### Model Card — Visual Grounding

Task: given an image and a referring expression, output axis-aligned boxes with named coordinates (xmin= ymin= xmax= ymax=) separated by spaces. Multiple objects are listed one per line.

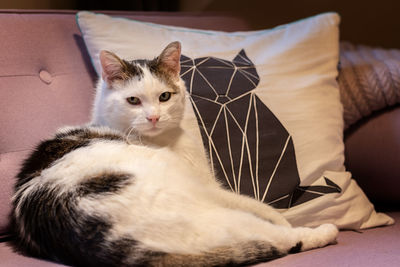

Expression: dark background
xmin=2 ymin=0 xmax=399 ymax=48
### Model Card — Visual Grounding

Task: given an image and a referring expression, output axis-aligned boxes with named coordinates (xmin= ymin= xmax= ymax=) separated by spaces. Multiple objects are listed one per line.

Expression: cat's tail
xmin=148 ymin=240 xmax=301 ymax=267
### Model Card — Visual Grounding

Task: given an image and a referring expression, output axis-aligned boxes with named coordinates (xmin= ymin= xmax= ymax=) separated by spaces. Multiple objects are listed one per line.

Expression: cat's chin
xmin=140 ymin=127 xmax=166 ymax=137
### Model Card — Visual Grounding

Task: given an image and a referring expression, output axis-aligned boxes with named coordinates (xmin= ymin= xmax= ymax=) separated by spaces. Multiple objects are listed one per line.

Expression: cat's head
xmin=92 ymin=42 xmax=186 ymax=137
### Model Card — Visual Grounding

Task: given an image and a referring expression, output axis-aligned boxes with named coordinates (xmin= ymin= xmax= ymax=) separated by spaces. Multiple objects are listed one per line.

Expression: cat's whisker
xmin=124 ymin=126 xmax=144 ymax=145
xmin=125 ymin=126 xmax=136 ymax=145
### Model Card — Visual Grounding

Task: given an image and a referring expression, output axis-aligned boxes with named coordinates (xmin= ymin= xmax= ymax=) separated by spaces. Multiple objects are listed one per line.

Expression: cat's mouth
xmin=149 ymin=125 xmax=161 ymax=131
xmin=133 ymin=120 xmax=173 ymax=137
xmin=140 ymin=124 xmax=165 ymax=136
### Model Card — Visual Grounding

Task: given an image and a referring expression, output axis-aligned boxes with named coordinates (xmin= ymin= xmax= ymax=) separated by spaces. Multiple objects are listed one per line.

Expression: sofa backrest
xmin=0 ymin=10 xmax=251 ymax=233
xmin=344 ymin=107 xmax=400 ymax=208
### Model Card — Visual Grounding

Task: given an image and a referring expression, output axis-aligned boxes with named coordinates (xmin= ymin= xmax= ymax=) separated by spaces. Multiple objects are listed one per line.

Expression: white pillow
xmin=77 ymin=11 xmax=394 ymax=229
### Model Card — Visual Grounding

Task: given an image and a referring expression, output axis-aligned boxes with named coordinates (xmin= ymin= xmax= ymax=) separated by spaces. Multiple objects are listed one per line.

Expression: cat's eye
xmin=127 ymin=96 xmax=141 ymax=105
xmin=159 ymin=92 xmax=172 ymax=102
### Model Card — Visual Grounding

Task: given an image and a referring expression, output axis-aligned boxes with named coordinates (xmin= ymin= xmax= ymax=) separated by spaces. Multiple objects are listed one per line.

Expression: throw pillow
xmin=76 ymin=11 xmax=394 ymax=229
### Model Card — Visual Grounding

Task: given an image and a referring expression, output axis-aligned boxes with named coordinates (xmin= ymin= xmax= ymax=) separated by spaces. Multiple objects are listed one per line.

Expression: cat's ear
xmin=157 ymin=41 xmax=181 ymax=80
xmin=99 ymin=50 xmax=129 ymax=85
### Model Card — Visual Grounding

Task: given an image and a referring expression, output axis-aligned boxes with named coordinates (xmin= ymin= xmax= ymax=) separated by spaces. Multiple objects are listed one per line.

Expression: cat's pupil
xmin=127 ymin=96 xmax=141 ymax=105
xmin=159 ymin=92 xmax=171 ymax=102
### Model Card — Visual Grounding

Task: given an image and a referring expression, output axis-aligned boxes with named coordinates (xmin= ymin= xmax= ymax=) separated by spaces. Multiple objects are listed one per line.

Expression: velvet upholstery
xmin=344 ymin=107 xmax=400 ymax=206
xmin=0 ymin=9 xmax=398 ymax=267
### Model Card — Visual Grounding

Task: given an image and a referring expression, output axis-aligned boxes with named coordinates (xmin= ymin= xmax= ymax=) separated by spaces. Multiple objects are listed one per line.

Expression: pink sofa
xmin=0 ymin=10 xmax=399 ymax=266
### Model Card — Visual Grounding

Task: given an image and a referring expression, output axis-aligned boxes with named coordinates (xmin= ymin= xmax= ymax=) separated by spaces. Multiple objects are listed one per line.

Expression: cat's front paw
xmin=318 ymin=223 xmax=339 ymax=244
xmin=316 ymin=223 xmax=339 ymax=246
xmin=298 ymin=223 xmax=338 ymax=251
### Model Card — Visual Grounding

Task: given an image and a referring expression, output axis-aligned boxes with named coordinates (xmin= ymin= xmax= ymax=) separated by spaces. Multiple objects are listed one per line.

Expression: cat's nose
xmin=146 ymin=115 xmax=160 ymax=127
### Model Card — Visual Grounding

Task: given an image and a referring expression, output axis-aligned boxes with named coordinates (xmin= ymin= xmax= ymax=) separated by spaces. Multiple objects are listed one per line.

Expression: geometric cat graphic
xmin=180 ymin=50 xmax=341 ymax=209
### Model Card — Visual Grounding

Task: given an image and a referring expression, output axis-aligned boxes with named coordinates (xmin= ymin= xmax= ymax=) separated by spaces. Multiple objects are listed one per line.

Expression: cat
xmin=10 ymin=42 xmax=338 ymax=267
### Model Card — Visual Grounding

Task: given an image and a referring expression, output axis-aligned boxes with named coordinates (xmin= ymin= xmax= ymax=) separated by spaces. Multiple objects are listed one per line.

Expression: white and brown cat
xmin=11 ymin=42 xmax=338 ymax=267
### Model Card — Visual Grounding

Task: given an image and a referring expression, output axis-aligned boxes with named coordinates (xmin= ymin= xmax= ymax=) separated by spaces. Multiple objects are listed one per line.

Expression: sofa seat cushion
xmin=257 ymin=211 xmax=400 ymax=266
xmin=1 ymin=211 xmax=399 ymax=267
xmin=0 ymin=243 xmax=65 ymax=267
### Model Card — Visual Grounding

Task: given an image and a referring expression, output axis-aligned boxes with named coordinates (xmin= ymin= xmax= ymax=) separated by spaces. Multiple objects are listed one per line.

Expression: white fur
xmin=35 ymin=132 xmax=337 ymax=255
